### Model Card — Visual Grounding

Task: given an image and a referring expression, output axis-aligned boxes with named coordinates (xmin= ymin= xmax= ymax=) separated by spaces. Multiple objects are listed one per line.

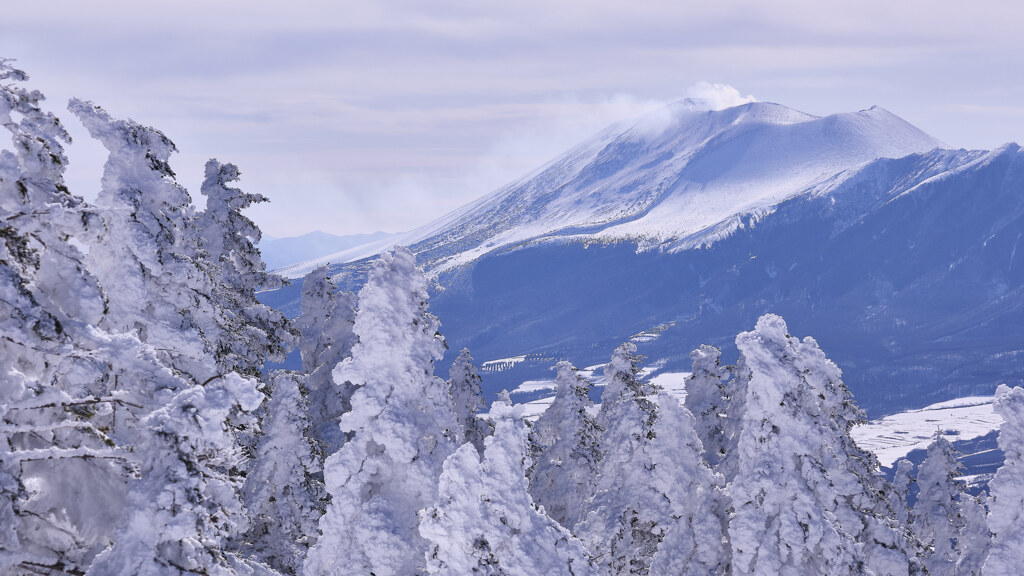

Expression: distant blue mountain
xmin=260 ymin=100 xmax=1024 ymax=420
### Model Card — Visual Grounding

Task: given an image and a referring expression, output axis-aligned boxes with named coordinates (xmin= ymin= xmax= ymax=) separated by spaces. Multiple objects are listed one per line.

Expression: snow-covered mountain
xmin=406 ymin=101 xmax=944 ymax=271
xmin=278 ymin=100 xmax=943 ymax=278
xmin=262 ymin=99 xmax=1024 ymax=421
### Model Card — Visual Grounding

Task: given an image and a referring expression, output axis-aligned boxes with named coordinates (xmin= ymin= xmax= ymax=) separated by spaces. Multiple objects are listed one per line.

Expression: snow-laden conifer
xmin=646 ymin=391 xmax=729 ymax=575
xmin=802 ymin=324 xmax=925 ymax=576
xmin=728 ymin=314 xmax=922 ymax=576
xmin=420 ymin=391 xmax=597 ymax=575
xmin=85 ymin=373 xmax=264 ymax=576
xmin=529 ymin=360 xmax=601 ymax=528
xmin=296 ymin=265 xmax=357 ymax=455
xmin=304 ymin=247 xmax=459 ymax=576
xmin=683 ymin=344 xmax=731 ymax=469
xmin=576 ymin=343 xmax=726 ymax=576
xmin=716 ymin=352 xmax=750 ymax=484
xmin=69 ymin=98 xmax=217 ymax=383
xmin=982 ymin=384 xmax=1024 ymax=576
xmin=911 ymin=434 xmax=967 ymax=576
xmin=0 ymin=468 xmax=18 ymax=572
xmin=197 ymin=159 xmax=292 ymax=377
xmin=1 ymin=61 xmax=291 ymax=575
xmin=0 ymin=61 xmax=103 ymax=329
xmin=448 ymin=348 xmax=492 ymax=455
xmin=0 ymin=60 xmax=136 ymax=573
xmin=239 ymin=371 xmax=324 ymax=575
xmin=890 ymin=458 xmax=916 ymax=525
xmin=957 ymin=491 xmax=990 ymax=576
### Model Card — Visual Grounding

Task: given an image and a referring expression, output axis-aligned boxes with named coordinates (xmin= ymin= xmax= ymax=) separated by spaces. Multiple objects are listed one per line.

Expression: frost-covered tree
xmin=982 ymin=384 xmax=1024 ymax=576
xmin=296 ymin=265 xmax=357 ymax=455
xmin=890 ymin=458 xmax=916 ymax=525
xmin=86 ymin=374 xmax=264 ymax=576
xmin=297 ymin=266 xmax=356 ymax=375
xmin=958 ymin=491 xmax=990 ymax=576
xmin=576 ymin=343 xmax=726 ymax=576
xmin=448 ymin=348 xmax=491 ymax=455
xmin=912 ymin=434 xmax=966 ymax=576
xmin=69 ymin=98 xmax=217 ymax=383
xmin=0 ymin=59 xmax=133 ymax=574
xmin=2 ymin=60 xmax=295 ymax=576
xmin=716 ymin=351 xmax=750 ymax=485
xmin=683 ymin=344 xmax=731 ymax=469
xmin=646 ymin=391 xmax=729 ymax=576
xmin=575 ymin=344 xmax=660 ymax=574
xmin=239 ymin=372 xmax=324 ymax=575
xmin=304 ymin=247 xmax=460 ymax=576
xmin=420 ymin=392 xmax=597 ymax=576
xmin=0 ymin=62 xmax=103 ymax=330
xmin=529 ymin=360 xmax=601 ymax=528
xmin=801 ymin=321 xmax=924 ymax=576
xmin=727 ymin=314 xmax=921 ymax=576
xmin=197 ymin=159 xmax=292 ymax=377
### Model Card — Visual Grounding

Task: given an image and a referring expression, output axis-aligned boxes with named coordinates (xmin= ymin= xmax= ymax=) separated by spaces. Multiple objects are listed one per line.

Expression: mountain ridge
xmin=261 ymin=101 xmax=1024 ymax=421
xmin=278 ymin=100 xmax=944 ymax=279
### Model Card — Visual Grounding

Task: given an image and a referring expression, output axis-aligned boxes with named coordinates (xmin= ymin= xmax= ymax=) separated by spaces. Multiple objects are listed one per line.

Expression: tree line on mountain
xmin=3 ymin=58 xmax=1024 ymax=576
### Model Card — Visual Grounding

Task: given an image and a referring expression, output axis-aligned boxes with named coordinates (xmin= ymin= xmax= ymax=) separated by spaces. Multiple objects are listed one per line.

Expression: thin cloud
xmin=685 ymin=82 xmax=756 ymax=110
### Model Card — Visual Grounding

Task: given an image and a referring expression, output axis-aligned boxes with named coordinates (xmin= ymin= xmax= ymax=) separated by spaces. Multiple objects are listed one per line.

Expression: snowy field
xmin=509 ymin=371 xmax=1004 ymax=470
xmin=850 ymin=396 xmax=1003 ymax=468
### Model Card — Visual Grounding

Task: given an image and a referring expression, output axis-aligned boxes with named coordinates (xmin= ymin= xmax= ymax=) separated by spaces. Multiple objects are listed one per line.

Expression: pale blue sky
xmin=3 ymin=1 xmax=1022 ymax=237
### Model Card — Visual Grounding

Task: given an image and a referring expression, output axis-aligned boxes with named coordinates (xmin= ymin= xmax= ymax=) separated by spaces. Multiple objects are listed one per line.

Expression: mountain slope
xmin=260 ymin=230 xmax=399 ymax=271
xmin=427 ymin=144 xmax=1024 ymax=417
xmin=408 ymin=101 xmax=942 ymax=271
xmin=261 ymin=101 xmax=1024 ymax=419
xmin=277 ymin=101 xmax=942 ymax=279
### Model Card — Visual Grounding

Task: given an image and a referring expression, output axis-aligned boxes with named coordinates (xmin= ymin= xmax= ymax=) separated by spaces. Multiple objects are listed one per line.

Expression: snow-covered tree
xmin=296 ymin=265 xmax=357 ymax=456
xmin=69 ymin=98 xmax=217 ymax=384
xmin=890 ymin=458 xmax=916 ymax=525
xmin=646 ymin=391 xmax=729 ymax=575
xmin=912 ymin=434 xmax=966 ymax=576
xmin=0 ymin=59 xmax=132 ymax=574
xmin=85 ymin=373 xmax=264 ymax=576
xmin=239 ymin=371 xmax=324 ymax=575
xmin=0 ymin=61 xmax=103 ymax=330
xmin=2 ymin=60 xmax=295 ymax=576
xmin=716 ymin=351 xmax=750 ymax=485
xmin=529 ymin=360 xmax=601 ymax=528
xmin=576 ymin=343 xmax=726 ymax=576
xmin=801 ymin=321 xmax=924 ymax=576
xmin=982 ymin=384 xmax=1024 ymax=576
xmin=297 ymin=266 xmax=356 ymax=375
xmin=727 ymin=314 xmax=921 ymax=576
xmin=958 ymin=491 xmax=990 ymax=576
xmin=420 ymin=392 xmax=597 ymax=576
xmin=448 ymin=348 xmax=491 ymax=455
xmin=197 ymin=159 xmax=293 ymax=378
xmin=304 ymin=247 xmax=460 ymax=576
xmin=683 ymin=344 xmax=731 ymax=469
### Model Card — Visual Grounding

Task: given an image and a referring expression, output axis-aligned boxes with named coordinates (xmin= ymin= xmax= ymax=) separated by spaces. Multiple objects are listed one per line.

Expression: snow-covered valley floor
xmin=849 ymin=396 xmax=1003 ymax=468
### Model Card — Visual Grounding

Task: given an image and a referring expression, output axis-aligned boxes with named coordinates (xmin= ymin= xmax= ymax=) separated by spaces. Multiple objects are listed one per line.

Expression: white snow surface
xmin=850 ymin=396 xmax=1003 ymax=468
xmin=280 ymin=100 xmax=944 ymax=278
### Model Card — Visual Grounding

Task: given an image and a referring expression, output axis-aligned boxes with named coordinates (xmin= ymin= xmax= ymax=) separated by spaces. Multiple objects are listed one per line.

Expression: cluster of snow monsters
xmin=2 ymin=60 xmax=1024 ymax=576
